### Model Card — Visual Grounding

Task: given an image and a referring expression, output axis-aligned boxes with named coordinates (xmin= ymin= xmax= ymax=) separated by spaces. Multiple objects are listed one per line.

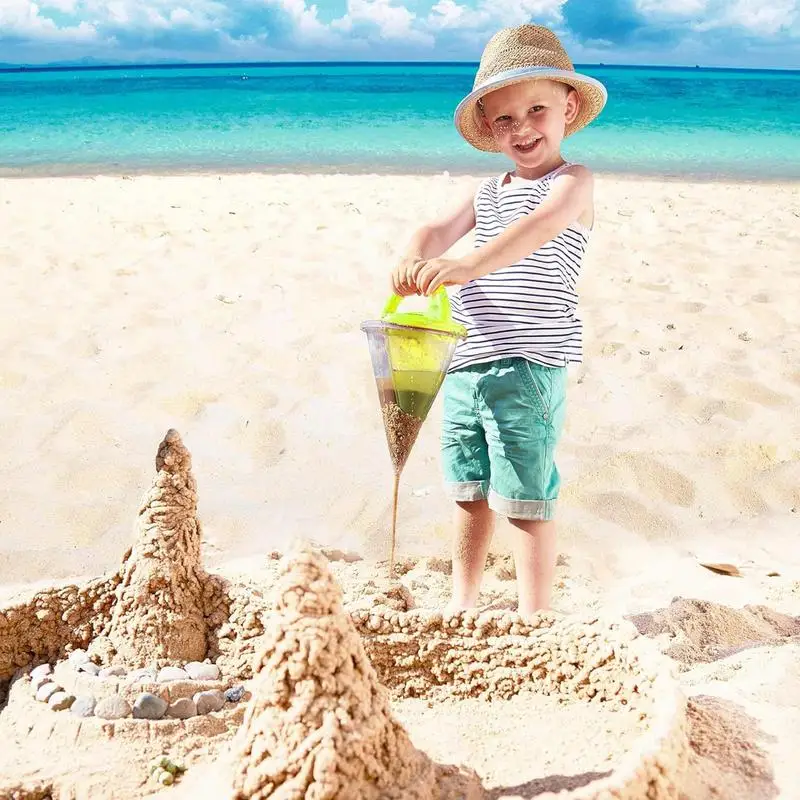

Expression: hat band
xmin=455 ymin=65 xmax=608 ymax=125
xmin=475 ymin=65 xmax=607 ymax=100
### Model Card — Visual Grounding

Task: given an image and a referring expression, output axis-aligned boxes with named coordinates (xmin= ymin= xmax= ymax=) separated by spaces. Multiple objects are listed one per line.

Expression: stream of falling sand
xmin=390 ymin=471 xmax=400 ymax=579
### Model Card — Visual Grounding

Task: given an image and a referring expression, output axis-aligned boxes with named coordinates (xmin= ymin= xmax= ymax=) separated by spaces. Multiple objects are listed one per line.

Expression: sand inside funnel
xmin=381 ymin=401 xmax=424 ymax=474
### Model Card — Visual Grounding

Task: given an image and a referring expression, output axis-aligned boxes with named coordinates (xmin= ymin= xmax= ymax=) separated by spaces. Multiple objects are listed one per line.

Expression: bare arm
xmin=401 ymin=183 xmax=478 ymax=260
xmin=393 ymin=182 xmax=478 ymax=295
xmin=461 ymin=165 xmax=593 ymax=279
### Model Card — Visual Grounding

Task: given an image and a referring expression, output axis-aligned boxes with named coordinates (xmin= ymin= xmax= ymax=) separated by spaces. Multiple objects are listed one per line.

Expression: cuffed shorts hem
xmin=443 ymin=480 xmax=488 ymax=502
xmin=488 ymin=489 xmax=557 ymax=521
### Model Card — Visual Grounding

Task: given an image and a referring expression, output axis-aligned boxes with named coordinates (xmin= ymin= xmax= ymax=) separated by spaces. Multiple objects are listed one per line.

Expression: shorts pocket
xmin=518 ymin=361 xmax=552 ymax=423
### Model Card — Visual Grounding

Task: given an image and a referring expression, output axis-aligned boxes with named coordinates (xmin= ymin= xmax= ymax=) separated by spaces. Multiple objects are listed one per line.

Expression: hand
xmin=414 ymin=257 xmax=476 ymax=295
xmin=391 ymin=256 xmax=424 ymax=297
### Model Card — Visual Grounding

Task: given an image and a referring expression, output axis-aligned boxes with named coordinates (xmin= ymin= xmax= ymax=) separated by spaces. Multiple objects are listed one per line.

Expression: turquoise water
xmin=1 ymin=63 xmax=799 ymax=178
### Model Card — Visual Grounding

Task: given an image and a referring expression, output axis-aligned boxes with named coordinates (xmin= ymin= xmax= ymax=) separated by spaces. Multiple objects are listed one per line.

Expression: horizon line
xmin=1 ymin=60 xmax=798 ymax=75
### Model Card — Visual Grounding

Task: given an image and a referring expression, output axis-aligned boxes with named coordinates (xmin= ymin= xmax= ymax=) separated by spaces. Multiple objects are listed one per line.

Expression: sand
xmin=392 ymin=694 xmax=648 ymax=795
xmin=0 ymin=170 xmax=799 ymax=797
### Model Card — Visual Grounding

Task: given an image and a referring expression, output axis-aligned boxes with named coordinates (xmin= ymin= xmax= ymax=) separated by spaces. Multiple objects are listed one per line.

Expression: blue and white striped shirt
xmin=449 ymin=163 xmax=589 ymax=372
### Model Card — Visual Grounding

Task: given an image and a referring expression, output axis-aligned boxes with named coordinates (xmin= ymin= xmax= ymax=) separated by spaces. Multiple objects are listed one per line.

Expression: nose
xmin=510 ymin=117 xmax=536 ymax=142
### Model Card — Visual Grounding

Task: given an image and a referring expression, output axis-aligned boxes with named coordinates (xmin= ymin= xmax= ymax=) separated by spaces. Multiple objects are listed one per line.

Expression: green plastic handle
xmin=381 ymin=286 xmax=452 ymax=324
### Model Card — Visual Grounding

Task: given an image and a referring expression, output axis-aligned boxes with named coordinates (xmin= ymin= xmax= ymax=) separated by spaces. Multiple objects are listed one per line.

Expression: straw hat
xmin=454 ymin=25 xmax=608 ymax=152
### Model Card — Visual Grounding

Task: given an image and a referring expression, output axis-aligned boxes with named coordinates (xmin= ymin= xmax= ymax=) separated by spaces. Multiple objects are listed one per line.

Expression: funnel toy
xmin=361 ymin=287 xmax=467 ymax=473
xmin=361 ymin=288 xmax=467 ymax=576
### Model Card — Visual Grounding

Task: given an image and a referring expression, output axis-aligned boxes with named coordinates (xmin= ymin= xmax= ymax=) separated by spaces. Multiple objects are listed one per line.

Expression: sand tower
xmin=92 ymin=429 xmax=209 ymax=666
xmin=230 ymin=545 xmax=479 ymax=800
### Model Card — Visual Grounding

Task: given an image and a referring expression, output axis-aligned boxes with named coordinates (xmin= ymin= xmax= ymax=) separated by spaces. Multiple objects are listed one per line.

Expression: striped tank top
xmin=449 ymin=162 xmax=589 ymax=372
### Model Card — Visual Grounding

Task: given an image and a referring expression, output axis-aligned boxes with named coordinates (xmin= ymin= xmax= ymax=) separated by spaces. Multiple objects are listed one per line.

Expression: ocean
xmin=1 ymin=63 xmax=799 ymax=179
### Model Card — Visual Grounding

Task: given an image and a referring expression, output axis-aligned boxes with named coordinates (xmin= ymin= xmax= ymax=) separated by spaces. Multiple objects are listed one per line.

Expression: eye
xmin=494 ymin=115 xmax=511 ymax=123
xmin=530 ymin=105 xmax=545 ymax=113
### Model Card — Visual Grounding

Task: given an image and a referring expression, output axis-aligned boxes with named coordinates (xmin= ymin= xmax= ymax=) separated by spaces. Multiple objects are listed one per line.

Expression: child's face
xmin=480 ymin=79 xmax=579 ymax=172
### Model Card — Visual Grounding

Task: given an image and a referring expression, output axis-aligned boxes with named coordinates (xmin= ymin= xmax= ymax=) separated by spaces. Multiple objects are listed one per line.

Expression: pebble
xmin=193 ymin=690 xmax=225 ymax=715
xmin=32 ymin=674 xmax=54 ymax=693
xmin=166 ymin=698 xmax=197 ymax=719
xmin=78 ymin=662 xmax=101 ymax=676
xmin=133 ymin=692 xmax=168 ymax=720
xmin=30 ymin=664 xmax=53 ymax=681
xmin=68 ymin=649 xmax=90 ymax=667
xmin=48 ymin=691 xmax=76 ymax=711
xmin=98 ymin=665 xmax=127 ymax=678
xmin=157 ymin=666 xmax=189 ymax=682
xmin=128 ymin=668 xmax=157 ymax=683
xmin=70 ymin=695 xmax=96 ymax=717
xmin=95 ymin=696 xmax=132 ymax=720
xmin=224 ymin=686 xmax=245 ymax=703
xmin=35 ymin=683 xmax=61 ymax=703
xmin=184 ymin=662 xmax=221 ymax=681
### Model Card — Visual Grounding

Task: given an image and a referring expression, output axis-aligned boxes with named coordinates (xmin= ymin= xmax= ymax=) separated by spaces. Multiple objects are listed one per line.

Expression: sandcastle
xmin=0 ymin=430 xmax=691 ymax=799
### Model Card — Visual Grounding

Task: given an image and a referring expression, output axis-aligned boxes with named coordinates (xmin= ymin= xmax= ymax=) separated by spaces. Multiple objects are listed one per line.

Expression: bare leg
xmin=508 ymin=518 xmax=557 ymax=616
xmin=445 ymin=499 xmax=494 ymax=613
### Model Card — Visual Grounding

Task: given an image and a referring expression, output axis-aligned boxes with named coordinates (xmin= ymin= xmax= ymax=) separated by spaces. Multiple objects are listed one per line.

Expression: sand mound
xmin=627 ymin=598 xmax=800 ymax=666
xmin=230 ymin=545 xmax=479 ymax=800
xmin=91 ymin=429 xmax=209 ymax=666
xmin=682 ymin=695 xmax=779 ymax=799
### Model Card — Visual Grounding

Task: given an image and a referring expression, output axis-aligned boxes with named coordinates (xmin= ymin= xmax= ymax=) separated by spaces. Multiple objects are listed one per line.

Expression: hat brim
xmin=454 ymin=66 xmax=608 ymax=153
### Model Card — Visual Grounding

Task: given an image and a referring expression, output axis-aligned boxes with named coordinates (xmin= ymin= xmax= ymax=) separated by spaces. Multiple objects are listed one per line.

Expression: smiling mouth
xmin=513 ymin=138 xmax=541 ymax=153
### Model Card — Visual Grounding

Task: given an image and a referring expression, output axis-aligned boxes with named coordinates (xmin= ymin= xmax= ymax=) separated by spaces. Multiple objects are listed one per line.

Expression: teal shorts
xmin=440 ymin=357 xmax=567 ymax=520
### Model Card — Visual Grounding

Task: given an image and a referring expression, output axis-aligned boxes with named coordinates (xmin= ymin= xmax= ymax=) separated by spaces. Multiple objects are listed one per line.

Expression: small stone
xmin=32 ymin=674 xmax=54 ymax=693
xmin=166 ymin=698 xmax=197 ymax=719
xmin=151 ymin=756 xmax=172 ymax=773
xmin=128 ymin=667 xmax=157 ymax=683
xmin=224 ymin=686 xmax=245 ymax=703
xmin=184 ymin=662 xmax=221 ymax=681
xmin=98 ymin=665 xmax=127 ymax=678
xmin=68 ymin=649 xmax=90 ymax=667
xmin=35 ymin=682 xmax=61 ymax=703
xmin=49 ymin=691 xmax=76 ymax=711
xmin=193 ymin=690 xmax=225 ymax=715
xmin=95 ymin=695 xmax=132 ymax=720
xmin=70 ymin=695 xmax=96 ymax=717
xmin=30 ymin=664 xmax=53 ymax=681
xmin=133 ymin=692 xmax=168 ymax=720
xmin=159 ymin=771 xmax=174 ymax=786
xmin=78 ymin=662 xmax=101 ymax=676
xmin=157 ymin=666 xmax=190 ymax=682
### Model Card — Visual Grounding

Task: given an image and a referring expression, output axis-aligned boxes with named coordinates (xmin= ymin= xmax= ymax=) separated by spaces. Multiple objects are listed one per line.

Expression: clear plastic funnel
xmin=361 ymin=288 xmax=467 ymax=474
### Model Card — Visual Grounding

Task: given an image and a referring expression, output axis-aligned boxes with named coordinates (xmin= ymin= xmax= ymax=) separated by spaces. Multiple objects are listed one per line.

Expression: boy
xmin=390 ymin=24 xmax=607 ymax=617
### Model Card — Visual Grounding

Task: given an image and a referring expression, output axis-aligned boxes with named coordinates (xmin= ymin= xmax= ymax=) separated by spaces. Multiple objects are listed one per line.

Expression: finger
xmin=418 ymin=265 xmax=435 ymax=296
xmin=405 ymin=261 xmax=421 ymax=288
xmin=427 ymin=274 xmax=444 ymax=295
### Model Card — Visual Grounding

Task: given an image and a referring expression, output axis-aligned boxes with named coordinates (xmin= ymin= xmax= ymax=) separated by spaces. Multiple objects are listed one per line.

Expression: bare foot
xmin=518 ymin=605 xmax=566 ymax=623
xmin=443 ymin=599 xmax=473 ymax=618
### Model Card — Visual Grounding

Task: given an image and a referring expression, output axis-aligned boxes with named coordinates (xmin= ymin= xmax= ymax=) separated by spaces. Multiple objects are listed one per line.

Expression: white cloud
xmin=279 ymin=0 xmax=330 ymax=40
xmin=635 ymin=0 xmax=708 ymax=15
xmin=491 ymin=0 xmax=564 ymax=26
xmin=426 ymin=0 xmax=488 ymax=30
xmin=0 ymin=0 xmax=97 ymax=41
xmin=721 ymin=0 xmax=798 ymax=36
xmin=332 ymin=0 xmax=432 ymax=43
xmin=635 ymin=0 xmax=800 ymax=36
xmin=39 ymin=0 xmax=79 ymax=12
xmin=426 ymin=0 xmax=563 ymax=31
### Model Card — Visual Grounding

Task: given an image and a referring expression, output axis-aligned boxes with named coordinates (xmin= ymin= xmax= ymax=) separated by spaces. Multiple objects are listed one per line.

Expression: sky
xmin=0 ymin=0 xmax=798 ymax=68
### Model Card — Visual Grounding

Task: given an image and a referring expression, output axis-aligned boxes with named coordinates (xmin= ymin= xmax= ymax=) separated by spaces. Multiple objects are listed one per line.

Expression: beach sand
xmin=0 ymin=171 xmax=799 ymax=797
